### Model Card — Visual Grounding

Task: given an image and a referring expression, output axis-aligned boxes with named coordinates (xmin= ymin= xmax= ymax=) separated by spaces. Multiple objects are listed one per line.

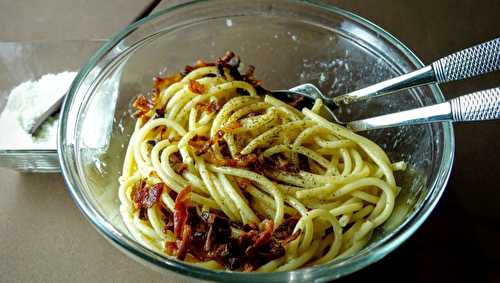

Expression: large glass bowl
xmin=58 ymin=1 xmax=454 ymax=282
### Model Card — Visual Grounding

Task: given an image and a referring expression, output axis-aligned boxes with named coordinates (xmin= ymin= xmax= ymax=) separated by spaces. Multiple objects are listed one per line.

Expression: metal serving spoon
xmin=277 ymin=84 xmax=500 ymax=132
xmin=275 ymin=37 xmax=500 ymax=132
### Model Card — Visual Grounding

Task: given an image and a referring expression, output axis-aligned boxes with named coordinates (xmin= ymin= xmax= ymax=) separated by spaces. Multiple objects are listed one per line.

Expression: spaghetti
xmin=118 ymin=52 xmax=405 ymax=272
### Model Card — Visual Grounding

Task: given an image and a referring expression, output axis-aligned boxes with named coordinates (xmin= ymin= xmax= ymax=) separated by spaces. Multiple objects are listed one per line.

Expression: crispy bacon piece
xmin=221 ymin=121 xmax=242 ymax=133
xmin=188 ymin=79 xmax=206 ymax=94
xmin=133 ymin=73 xmax=181 ymax=119
xmin=229 ymin=154 xmax=258 ymax=168
xmin=203 ymin=225 xmax=215 ymax=252
xmin=286 ymin=95 xmax=305 ymax=109
xmin=245 ymin=220 xmax=273 ymax=256
xmin=195 ymin=100 xmax=221 ymax=113
xmin=168 ymin=136 xmax=181 ymax=143
xmin=173 ymin=186 xmax=192 ymax=238
xmin=257 ymin=153 xmax=300 ymax=173
xmin=206 ymin=153 xmax=258 ymax=168
xmin=136 ymin=51 xmax=268 ymax=121
xmin=165 ymin=241 xmax=177 ymax=256
xmin=155 ymin=126 xmax=167 ymax=140
xmin=276 ymin=155 xmax=289 ymax=169
xmin=131 ymin=180 xmax=148 ymax=209
xmin=208 ymin=243 xmax=232 ymax=259
xmin=155 ymin=107 xmax=165 ymax=118
xmin=131 ymin=180 xmax=164 ymax=209
xmin=196 ymin=143 xmax=213 ymax=157
xmin=241 ymin=65 xmax=263 ymax=88
xmin=143 ymin=183 xmax=164 ymax=208
xmin=243 ymin=64 xmax=255 ymax=78
xmin=243 ymin=263 xmax=255 ymax=272
xmin=223 ymin=159 xmax=238 ymax=167
xmin=216 ymin=130 xmax=225 ymax=138
xmin=212 ymin=51 xmax=267 ymax=94
xmin=236 ymin=178 xmax=252 ymax=189
xmin=239 ymin=229 xmax=258 ymax=246
xmin=199 ymin=150 xmax=225 ymax=166
xmin=236 ymin=87 xmax=249 ymax=96
xmin=256 ymin=240 xmax=286 ymax=263
xmin=283 ymin=230 xmax=301 ymax=244
xmin=169 ymin=152 xmax=188 ymax=175
xmin=241 ymin=153 xmax=259 ymax=166
xmin=194 ymin=102 xmax=208 ymax=112
xmin=182 ymin=66 xmax=195 ymax=75
xmin=132 ymin=95 xmax=151 ymax=112
xmin=191 ymin=138 xmax=259 ymax=168
xmin=211 ymin=100 xmax=222 ymax=112
xmin=243 ymin=223 xmax=258 ymax=231
xmin=153 ymin=73 xmax=182 ymax=93
xmin=188 ymin=135 xmax=212 ymax=156
xmin=151 ymin=89 xmax=161 ymax=106
xmin=164 ymin=206 xmax=300 ymax=270
xmin=217 ymin=51 xmax=236 ymax=65
xmin=169 ymin=152 xmax=182 ymax=164
xmin=160 ymin=207 xmax=174 ymax=233
xmin=275 ymin=154 xmax=300 ymax=172
xmin=173 ymin=164 xmax=188 ymax=175
xmin=298 ymin=154 xmax=310 ymax=171
xmin=176 ymin=225 xmax=192 ymax=260
xmin=232 ymin=219 xmax=288 ymax=271
xmin=218 ymin=140 xmax=231 ymax=158
xmin=215 ymin=51 xmax=240 ymax=79
xmin=138 ymin=208 xmax=148 ymax=221
xmin=132 ymin=95 xmax=153 ymax=117
xmin=168 ymin=189 xmax=178 ymax=200
xmin=188 ymin=135 xmax=210 ymax=148
xmin=215 ymin=63 xmax=224 ymax=77
xmin=273 ymin=217 xmax=299 ymax=240
xmin=146 ymin=140 xmax=157 ymax=147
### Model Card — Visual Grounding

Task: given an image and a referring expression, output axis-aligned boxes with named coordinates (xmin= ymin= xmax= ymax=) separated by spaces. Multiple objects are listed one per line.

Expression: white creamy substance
xmin=0 ymin=71 xmax=77 ymax=150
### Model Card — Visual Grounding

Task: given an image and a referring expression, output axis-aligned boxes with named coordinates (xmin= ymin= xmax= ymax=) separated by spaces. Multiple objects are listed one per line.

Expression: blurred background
xmin=0 ymin=0 xmax=498 ymax=282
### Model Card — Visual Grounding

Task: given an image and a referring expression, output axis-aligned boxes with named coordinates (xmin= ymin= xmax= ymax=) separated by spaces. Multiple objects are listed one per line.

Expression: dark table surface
xmin=0 ymin=0 xmax=498 ymax=282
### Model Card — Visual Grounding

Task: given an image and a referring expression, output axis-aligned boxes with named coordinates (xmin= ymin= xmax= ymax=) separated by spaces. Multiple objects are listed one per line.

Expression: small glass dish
xmin=0 ymin=40 xmax=105 ymax=172
xmin=59 ymin=1 xmax=454 ymax=282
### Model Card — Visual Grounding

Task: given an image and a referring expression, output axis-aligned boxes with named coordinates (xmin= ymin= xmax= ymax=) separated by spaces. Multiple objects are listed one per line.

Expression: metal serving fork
xmin=275 ymin=37 xmax=500 ymax=132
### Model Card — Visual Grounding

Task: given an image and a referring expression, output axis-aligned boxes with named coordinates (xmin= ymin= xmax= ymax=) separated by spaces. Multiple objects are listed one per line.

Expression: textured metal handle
xmin=347 ymin=87 xmax=500 ymax=132
xmin=433 ymin=38 xmax=500 ymax=83
xmin=450 ymin=87 xmax=500 ymax=121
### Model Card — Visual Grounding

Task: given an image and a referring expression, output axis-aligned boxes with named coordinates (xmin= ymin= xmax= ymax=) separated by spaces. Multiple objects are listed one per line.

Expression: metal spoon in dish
xmin=274 ymin=37 xmax=500 ymax=132
xmin=275 ymin=83 xmax=500 ymax=132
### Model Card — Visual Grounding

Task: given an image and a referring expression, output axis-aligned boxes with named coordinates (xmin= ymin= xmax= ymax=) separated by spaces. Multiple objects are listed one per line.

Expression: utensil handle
xmin=450 ymin=87 xmax=500 ymax=121
xmin=432 ymin=37 xmax=500 ymax=83
xmin=347 ymin=87 xmax=500 ymax=131
xmin=334 ymin=38 xmax=500 ymax=106
xmin=346 ymin=102 xmax=452 ymax=132
xmin=332 ymin=65 xmax=435 ymax=105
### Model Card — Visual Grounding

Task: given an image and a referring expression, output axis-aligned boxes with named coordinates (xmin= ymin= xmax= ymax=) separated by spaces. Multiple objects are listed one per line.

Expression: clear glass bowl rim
xmin=58 ymin=1 xmax=455 ymax=281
